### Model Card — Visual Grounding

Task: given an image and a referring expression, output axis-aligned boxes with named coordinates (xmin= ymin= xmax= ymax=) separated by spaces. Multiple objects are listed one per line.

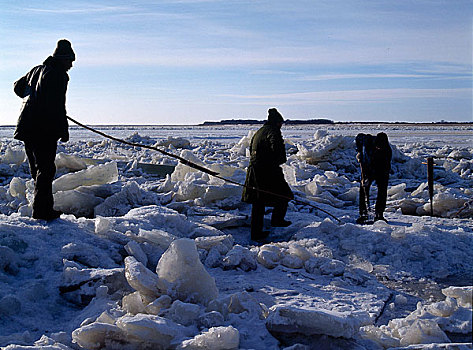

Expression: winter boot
xmin=271 ymin=219 xmax=292 ymax=227
xmin=33 ymin=209 xmax=62 ymax=221
xmin=251 ymin=230 xmax=270 ymax=243
xmin=356 ymin=215 xmax=369 ymax=225
xmin=374 ymin=213 xmax=387 ymax=223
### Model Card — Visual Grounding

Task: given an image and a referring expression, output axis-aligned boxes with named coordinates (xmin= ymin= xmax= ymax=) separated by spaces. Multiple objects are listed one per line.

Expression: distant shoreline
xmin=199 ymin=119 xmax=473 ymax=126
xmin=0 ymin=121 xmax=471 ymax=128
xmin=200 ymin=119 xmax=334 ymax=126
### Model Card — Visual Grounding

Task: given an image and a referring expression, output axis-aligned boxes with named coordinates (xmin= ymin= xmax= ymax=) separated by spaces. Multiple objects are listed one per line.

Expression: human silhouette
xmin=355 ymin=132 xmax=392 ymax=224
xmin=13 ymin=39 xmax=75 ymax=220
xmin=242 ymin=108 xmax=294 ymax=241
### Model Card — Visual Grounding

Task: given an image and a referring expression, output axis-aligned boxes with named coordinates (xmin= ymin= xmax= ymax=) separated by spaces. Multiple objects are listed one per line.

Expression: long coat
xmin=355 ymin=133 xmax=392 ymax=183
xmin=13 ymin=56 xmax=69 ymax=142
xmin=241 ymin=122 xmax=293 ymax=206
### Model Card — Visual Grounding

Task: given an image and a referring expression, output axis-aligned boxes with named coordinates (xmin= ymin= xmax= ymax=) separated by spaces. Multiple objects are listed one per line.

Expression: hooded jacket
xmin=241 ymin=121 xmax=293 ymax=205
xmin=13 ymin=56 xmax=69 ymax=141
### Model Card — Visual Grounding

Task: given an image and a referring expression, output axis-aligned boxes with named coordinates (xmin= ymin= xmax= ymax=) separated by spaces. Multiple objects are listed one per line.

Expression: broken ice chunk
xmin=124 ymin=256 xmax=165 ymax=298
xmin=266 ymin=306 xmax=361 ymax=339
xmin=72 ymin=322 xmax=125 ymax=350
xmin=145 ymin=295 xmax=172 ymax=315
xmin=116 ymin=314 xmax=186 ymax=349
xmin=442 ymin=286 xmax=472 ymax=308
xmin=167 ymin=300 xmax=202 ymax=326
xmin=177 ymin=326 xmax=239 ymax=350
xmin=399 ymin=319 xmax=450 ymax=346
xmin=222 ymin=245 xmax=257 ymax=271
xmin=124 ymin=240 xmax=148 ymax=267
xmin=138 ymin=228 xmax=177 ymax=250
xmin=122 ymin=291 xmax=146 ymax=315
xmin=53 ymin=161 xmax=118 ymax=193
xmin=55 ymin=152 xmax=87 ymax=172
xmin=156 ymin=238 xmax=218 ymax=305
xmin=257 ymin=245 xmax=282 ymax=269
xmin=2 ymin=146 xmax=26 ymax=165
xmin=8 ymin=177 xmax=27 ymax=199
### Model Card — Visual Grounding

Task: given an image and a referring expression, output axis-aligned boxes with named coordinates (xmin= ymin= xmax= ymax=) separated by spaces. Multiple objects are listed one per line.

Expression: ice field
xmin=0 ymin=123 xmax=472 ymax=349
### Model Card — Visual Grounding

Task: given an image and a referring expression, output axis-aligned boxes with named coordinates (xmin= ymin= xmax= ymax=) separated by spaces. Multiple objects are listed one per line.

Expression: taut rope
xmin=67 ymin=116 xmax=343 ymax=224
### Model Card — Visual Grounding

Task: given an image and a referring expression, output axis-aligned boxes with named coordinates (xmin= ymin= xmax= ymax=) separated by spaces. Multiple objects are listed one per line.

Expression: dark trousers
xmin=359 ymin=176 xmax=388 ymax=216
xmin=24 ymin=140 xmax=57 ymax=215
xmin=251 ymin=201 xmax=288 ymax=238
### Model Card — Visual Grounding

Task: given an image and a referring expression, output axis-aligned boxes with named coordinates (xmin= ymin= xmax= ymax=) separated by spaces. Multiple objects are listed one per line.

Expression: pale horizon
xmin=1 ymin=0 xmax=472 ymax=126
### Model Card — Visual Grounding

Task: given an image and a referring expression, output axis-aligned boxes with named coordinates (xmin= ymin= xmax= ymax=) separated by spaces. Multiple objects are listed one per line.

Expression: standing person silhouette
xmin=242 ymin=108 xmax=294 ymax=242
xmin=13 ymin=39 xmax=75 ymax=220
xmin=355 ymin=132 xmax=392 ymax=224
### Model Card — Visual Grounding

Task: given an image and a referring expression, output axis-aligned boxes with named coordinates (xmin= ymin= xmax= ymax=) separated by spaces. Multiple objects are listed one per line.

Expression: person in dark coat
xmin=355 ymin=132 xmax=392 ymax=224
xmin=242 ymin=108 xmax=294 ymax=241
xmin=13 ymin=39 xmax=75 ymax=220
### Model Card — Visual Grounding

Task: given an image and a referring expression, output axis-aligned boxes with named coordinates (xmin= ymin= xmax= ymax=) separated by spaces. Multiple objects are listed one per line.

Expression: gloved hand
xmin=61 ymin=132 xmax=69 ymax=142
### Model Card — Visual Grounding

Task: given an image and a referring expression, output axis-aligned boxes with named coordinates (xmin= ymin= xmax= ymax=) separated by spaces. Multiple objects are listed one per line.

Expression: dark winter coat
xmin=241 ymin=122 xmax=294 ymax=205
xmin=13 ymin=56 xmax=69 ymax=142
xmin=356 ymin=133 xmax=392 ymax=182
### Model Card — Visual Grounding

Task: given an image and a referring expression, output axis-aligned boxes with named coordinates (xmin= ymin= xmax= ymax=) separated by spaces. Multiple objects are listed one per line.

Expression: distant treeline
xmin=200 ymin=119 xmax=472 ymax=126
xmin=200 ymin=119 xmax=334 ymax=126
xmin=336 ymin=121 xmax=473 ymax=125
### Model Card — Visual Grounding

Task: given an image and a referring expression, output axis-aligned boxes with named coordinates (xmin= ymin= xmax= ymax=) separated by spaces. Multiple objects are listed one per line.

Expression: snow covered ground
xmin=0 ymin=124 xmax=472 ymax=350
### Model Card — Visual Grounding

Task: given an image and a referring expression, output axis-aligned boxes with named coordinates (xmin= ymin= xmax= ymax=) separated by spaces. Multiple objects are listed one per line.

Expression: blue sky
xmin=1 ymin=0 xmax=471 ymax=125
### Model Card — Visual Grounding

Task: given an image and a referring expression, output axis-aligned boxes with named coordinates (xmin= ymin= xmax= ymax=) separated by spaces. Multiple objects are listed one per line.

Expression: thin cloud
xmin=74 ymin=43 xmax=472 ymax=68
xmin=299 ymin=73 xmax=472 ymax=82
xmin=159 ymin=0 xmax=255 ymax=4
xmin=220 ymin=88 xmax=472 ymax=103
xmin=300 ymin=74 xmax=439 ymax=81
xmin=20 ymin=5 xmax=131 ymax=14
xmin=414 ymin=64 xmax=472 ymax=75
xmin=106 ymin=11 xmax=191 ymax=21
xmin=251 ymin=70 xmax=299 ymax=76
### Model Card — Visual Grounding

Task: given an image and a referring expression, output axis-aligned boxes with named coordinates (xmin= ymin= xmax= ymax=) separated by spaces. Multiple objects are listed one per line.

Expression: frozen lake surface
xmin=0 ymin=122 xmax=471 ymax=349
xmin=1 ymin=123 xmax=472 ymax=148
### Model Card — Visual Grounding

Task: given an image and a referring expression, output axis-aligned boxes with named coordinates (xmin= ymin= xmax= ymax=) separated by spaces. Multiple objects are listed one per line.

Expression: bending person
xmin=242 ymin=108 xmax=294 ymax=241
xmin=13 ymin=39 xmax=75 ymax=220
xmin=356 ymin=132 xmax=392 ymax=224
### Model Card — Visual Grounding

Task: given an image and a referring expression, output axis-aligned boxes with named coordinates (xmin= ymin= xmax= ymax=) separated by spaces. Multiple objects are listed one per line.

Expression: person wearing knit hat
xmin=13 ymin=39 xmax=76 ymax=220
xmin=53 ymin=39 xmax=76 ymax=61
xmin=267 ymin=108 xmax=284 ymax=124
xmin=242 ymin=108 xmax=293 ymax=242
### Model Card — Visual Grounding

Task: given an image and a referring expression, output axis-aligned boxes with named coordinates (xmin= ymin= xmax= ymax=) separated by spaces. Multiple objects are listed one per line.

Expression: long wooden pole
xmin=427 ymin=157 xmax=434 ymax=216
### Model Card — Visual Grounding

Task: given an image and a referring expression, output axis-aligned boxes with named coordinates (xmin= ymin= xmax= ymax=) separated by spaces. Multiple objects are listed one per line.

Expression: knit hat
xmin=52 ymin=39 xmax=75 ymax=61
xmin=267 ymin=108 xmax=284 ymax=124
xmin=375 ymin=132 xmax=389 ymax=148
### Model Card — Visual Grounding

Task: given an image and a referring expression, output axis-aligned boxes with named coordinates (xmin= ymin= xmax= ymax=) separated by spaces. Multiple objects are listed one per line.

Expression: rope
xmin=67 ymin=116 xmax=219 ymax=176
xmin=67 ymin=116 xmax=343 ymax=224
